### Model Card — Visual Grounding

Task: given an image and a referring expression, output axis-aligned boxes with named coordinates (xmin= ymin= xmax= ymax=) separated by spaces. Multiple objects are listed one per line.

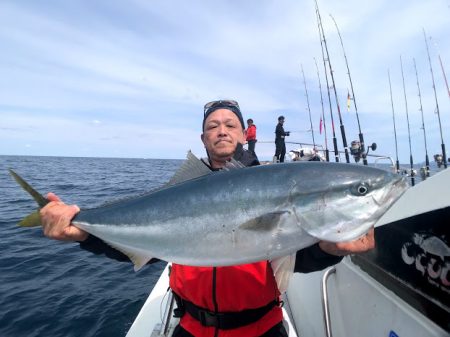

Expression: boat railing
xmin=369 ymin=155 xmax=396 ymax=172
xmin=160 ymin=291 xmax=175 ymax=336
xmin=321 ymin=266 xmax=336 ymax=337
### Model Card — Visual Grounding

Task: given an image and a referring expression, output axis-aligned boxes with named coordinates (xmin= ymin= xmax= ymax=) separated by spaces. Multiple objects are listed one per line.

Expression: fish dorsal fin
xmin=223 ymin=158 xmax=246 ymax=170
xmin=167 ymin=151 xmax=212 ymax=186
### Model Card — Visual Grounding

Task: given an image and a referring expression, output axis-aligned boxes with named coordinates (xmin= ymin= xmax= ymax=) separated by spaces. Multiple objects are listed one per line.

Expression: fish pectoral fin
xmin=238 ymin=211 xmax=289 ymax=231
xmin=102 ymin=239 xmax=153 ymax=272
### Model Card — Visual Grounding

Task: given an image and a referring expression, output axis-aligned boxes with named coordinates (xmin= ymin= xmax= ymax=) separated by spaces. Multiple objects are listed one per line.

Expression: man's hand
xmin=318 ymin=227 xmax=375 ymax=256
xmin=40 ymin=193 xmax=88 ymax=241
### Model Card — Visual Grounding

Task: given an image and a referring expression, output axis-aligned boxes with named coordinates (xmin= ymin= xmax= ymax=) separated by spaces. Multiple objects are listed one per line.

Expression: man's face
xmin=201 ymin=108 xmax=245 ymax=167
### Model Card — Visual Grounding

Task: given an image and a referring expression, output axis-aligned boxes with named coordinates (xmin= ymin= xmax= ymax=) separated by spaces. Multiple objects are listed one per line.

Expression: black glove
xmin=285 ymin=131 xmax=290 ymax=136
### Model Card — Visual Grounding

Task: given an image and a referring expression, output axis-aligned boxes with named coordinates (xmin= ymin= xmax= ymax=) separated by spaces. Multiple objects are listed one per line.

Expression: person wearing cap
xmin=245 ymin=118 xmax=257 ymax=156
xmin=274 ymin=116 xmax=290 ymax=163
xmin=39 ymin=99 xmax=375 ymax=337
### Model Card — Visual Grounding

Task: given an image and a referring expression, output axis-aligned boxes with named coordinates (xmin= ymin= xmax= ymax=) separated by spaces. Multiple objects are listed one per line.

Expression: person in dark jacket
xmin=274 ymin=116 xmax=289 ymax=163
xmin=40 ymin=100 xmax=375 ymax=337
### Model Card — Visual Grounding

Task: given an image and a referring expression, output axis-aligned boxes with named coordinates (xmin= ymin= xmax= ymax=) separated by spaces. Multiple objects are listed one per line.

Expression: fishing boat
xmin=125 ymin=166 xmax=449 ymax=337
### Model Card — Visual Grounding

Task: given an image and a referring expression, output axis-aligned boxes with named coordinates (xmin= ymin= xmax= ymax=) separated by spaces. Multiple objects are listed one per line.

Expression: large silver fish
xmin=10 ymin=152 xmax=408 ymax=269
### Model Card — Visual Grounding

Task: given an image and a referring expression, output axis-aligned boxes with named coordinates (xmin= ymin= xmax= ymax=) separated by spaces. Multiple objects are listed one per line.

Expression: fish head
xmin=290 ymin=162 xmax=409 ymax=242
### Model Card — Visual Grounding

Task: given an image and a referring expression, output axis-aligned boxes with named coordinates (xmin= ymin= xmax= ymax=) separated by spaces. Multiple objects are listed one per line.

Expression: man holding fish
xmin=39 ymin=100 xmax=379 ymax=337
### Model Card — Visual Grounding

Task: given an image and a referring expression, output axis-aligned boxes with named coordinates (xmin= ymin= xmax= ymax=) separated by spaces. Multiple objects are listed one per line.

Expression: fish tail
xmin=9 ymin=169 xmax=49 ymax=227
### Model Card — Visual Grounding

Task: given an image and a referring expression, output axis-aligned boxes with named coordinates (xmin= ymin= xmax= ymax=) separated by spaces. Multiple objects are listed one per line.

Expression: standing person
xmin=245 ymin=118 xmax=257 ymax=156
xmin=274 ymin=116 xmax=290 ymax=163
xmin=39 ymin=99 xmax=375 ymax=337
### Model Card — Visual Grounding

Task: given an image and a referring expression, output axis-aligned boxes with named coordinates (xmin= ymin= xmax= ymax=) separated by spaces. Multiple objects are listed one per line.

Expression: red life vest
xmin=246 ymin=125 xmax=257 ymax=141
xmin=170 ymin=261 xmax=282 ymax=337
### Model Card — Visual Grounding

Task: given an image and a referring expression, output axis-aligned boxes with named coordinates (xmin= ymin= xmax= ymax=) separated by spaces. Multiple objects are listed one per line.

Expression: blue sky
xmin=1 ymin=0 xmax=449 ymax=163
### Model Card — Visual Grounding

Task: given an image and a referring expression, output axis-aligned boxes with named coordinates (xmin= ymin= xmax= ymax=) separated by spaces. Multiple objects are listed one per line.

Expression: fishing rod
xmin=388 ymin=69 xmax=400 ymax=173
xmin=329 ymin=14 xmax=367 ymax=166
xmin=315 ymin=0 xmax=350 ymax=163
xmin=315 ymin=2 xmax=339 ymax=162
xmin=430 ymin=35 xmax=450 ymax=100
xmin=413 ymin=58 xmax=430 ymax=177
xmin=423 ymin=28 xmax=447 ymax=168
xmin=314 ymin=57 xmax=330 ymax=161
xmin=400 ymin=55 xmax=415 ymax=186
xmin=438 ymin=55 xmax=450 ymax=100
xmin=301 ymin=64 xmax=316 ymax=148
xmin=439 ymin=54 xmax=450 ymax=100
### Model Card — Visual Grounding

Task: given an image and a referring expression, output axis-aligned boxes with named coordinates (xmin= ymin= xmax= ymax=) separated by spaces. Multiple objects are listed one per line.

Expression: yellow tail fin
xmin=9 ymin=169 xmax=49 ymax=227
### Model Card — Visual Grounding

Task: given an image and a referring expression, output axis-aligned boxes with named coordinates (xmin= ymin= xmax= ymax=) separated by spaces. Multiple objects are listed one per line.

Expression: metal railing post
xmin=321 ymin=267 xmax=336 ymax=337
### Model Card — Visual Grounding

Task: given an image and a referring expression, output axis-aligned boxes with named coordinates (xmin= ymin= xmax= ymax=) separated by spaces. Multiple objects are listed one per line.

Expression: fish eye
xmin=356 ymin=184 xmax=369 ymax=195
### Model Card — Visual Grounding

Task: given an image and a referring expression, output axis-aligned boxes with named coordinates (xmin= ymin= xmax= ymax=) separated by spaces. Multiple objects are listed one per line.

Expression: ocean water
xmin=0 ymin=156 xmax=182 ymax=337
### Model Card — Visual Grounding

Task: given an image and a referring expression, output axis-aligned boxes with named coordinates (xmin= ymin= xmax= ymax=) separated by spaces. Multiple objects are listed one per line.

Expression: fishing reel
xmin=350 ymin=140 xmax=376 ymax=163
xmin=419 ymin=167 xmax=428 ymax=180
xmin=350 ymin=141 xmax=364 ymax=162
xmin=434 ymin=154 xmax=444 ymax=168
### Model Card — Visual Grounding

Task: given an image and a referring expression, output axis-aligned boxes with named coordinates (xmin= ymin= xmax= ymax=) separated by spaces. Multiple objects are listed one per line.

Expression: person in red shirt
xmin=40 ymin=99 xmax=375 ymax=337
xmin=245 ymin=118 xmax=257 ymax=156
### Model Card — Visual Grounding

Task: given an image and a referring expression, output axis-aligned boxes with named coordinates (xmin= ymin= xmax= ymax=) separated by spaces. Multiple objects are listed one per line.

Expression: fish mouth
xmin=372 ymin=175 xmax=409 ymax=207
